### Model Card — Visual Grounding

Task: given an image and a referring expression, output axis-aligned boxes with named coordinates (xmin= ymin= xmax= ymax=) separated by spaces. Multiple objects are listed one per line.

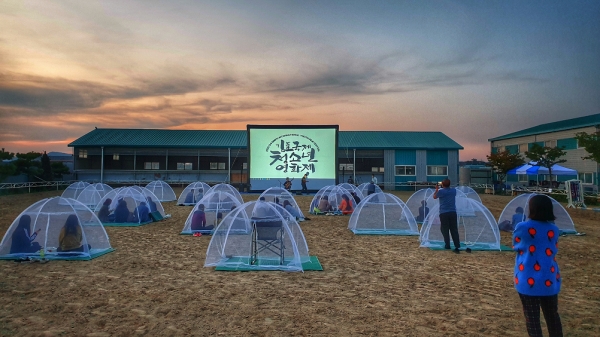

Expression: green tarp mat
xmin=0 ymin=248 xmax=115 ymax=261
xmin=102 ymin=221 xmax=153 ymax=227
xmin=351 ymin=229 xmax=420 ymax=236
xmin=214 ymin=256 xmax=323 ymax=271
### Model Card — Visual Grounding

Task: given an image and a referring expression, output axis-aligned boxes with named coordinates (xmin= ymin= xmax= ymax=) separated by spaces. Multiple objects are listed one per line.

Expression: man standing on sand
xmin=433 ymin=178 xmax=460 ymax=254
xmin=301 ymin=172 xmax=309 ymax=194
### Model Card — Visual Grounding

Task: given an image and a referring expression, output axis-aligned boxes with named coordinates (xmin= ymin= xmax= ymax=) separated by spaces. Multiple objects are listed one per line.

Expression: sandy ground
xmin=0 ymin=188 xmax=598 ymax=337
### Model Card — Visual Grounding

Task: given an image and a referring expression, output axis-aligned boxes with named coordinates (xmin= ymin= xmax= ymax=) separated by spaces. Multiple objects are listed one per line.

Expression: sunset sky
xmin=1 ymin=0 xmax=599 ymax=160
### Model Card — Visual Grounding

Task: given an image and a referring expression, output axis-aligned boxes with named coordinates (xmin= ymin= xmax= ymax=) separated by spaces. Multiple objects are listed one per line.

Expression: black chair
xmin=250 ymin=218 xmax=284 ymax=265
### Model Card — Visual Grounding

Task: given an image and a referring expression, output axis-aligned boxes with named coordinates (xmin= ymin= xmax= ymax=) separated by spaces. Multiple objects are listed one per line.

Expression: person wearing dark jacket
xmin=114 ymin=198 xmax=131 ymax=223
xmin=10 ymin=215 xmax=42 ymax=254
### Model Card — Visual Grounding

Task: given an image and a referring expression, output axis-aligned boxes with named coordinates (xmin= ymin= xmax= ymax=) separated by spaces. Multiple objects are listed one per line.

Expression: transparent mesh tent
xmin=0 ymin=197 xmax=113 ymax=260
xmin=309 ymin=185 xmax=356 ymax=214
xmin=207 ymin=183 xmax=244 ymax=205
xmin=455 ymin=186 xmax=482 ymax=203
xmin=259 ymin=187 xmax=305 ymax=220
xmin=420 ymin=199 xmax=502 ymax=250
xmin=95 ymin=186 xmax=165 ymax=226
xmin=181 ymin=191 xmax=243 ymax=235
xmin=357 ymin=182 xmax=383 ymax=197
xmin=337 ymin=183 xmax=364 ymax=199
xmin=76 ymin=183 xmax=113 ymax=211
xmin=177 ymin=182 xmax=211 ymax=206
xmin=204 ymin=201 xmax=311 ymax=272
xmin=145 ymin=181 xmax=176 ymax=202
xmin=348 ymin=193 xmax=419 ymax=235
xmin=405 ymin=188 xmax=435 ymax=223
xmin=61 ymin=181 xmax=91 ymax=200
xmin=498 ymin=193 xmax=577 ymax=234
xmin=423 ymin=189 xmax=469 ymax=218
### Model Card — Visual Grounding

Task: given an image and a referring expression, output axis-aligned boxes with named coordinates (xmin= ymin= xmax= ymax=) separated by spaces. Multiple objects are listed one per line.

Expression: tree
xmin=14 ymin=151 xmax=43 ymax=181
xmin=525 ymin=144 xmax=567 ymax=183
xmin=41 ymin=151 xmax=53 ymax=181
xmin=0 ymin=148 xmax=15 ymax=160
xmin=51 ymin=162 xmax=70 ymax=180
xmin=575 ymin=131 xmax=600 ymax=162
xmin=486 ymin=150 xmax=525 ymax=189
xmin=0 ymin=163 xmax=16 ymax=182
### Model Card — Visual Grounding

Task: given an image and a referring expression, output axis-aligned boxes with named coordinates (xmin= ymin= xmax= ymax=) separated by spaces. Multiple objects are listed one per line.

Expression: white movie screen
xmin=248 ymin=125 xmax=338 ymax=191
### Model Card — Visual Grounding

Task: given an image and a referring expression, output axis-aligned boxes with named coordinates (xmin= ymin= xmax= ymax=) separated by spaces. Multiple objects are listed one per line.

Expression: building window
xmin=579 ymin=172 xmax=594 ymax=184
xmin=518 ymin=174 xmax=528 ymax=182
xmin=243 ymin=163 xmax=248 ymax=169
xmin=113 ymin=154 xmax=119 ymax=160
xmin=210 ymin=162 xmax=218 ymax=170
xmin=545 ymin=140 xmax=556 ymax=148
xmin=144 ymin=162 xmax=159 ymax=170
xmin=177 ymin=162 xmax=193 ymax=170
xmin=79 ymin=150 xmax=87 ymax=158
xmin=379 ymin=167 xmax=384 ymax=173
xmin=395 ymin=165 xmax=416 ymax=176
xmin=371 ymin=167 xmax=379 ymax=172
xmin=427 ymin=166 xmax=447 ymax=176
xmin=218 ymin=162 xmax=226 ymax=170
xmin=519 ymin=144 xmax=528 ymax=153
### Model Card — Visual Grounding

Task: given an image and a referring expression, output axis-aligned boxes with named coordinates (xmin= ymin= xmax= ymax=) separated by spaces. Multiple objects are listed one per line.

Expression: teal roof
xmin=489 ymin=113 xmax=600 ymax=141
xmin=69 ymin=128 xmax=463 ymax=150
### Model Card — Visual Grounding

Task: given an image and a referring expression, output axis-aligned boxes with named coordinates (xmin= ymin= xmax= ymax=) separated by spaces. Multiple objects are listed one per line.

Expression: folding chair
xmin=250 ymin=218 xmax=284 ymax=265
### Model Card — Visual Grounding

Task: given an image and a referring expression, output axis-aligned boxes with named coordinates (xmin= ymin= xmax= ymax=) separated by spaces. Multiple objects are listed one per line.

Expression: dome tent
xmin=348 ymin=193 xmax=419 ymax=235
xmin=497 ymin=193 xmax=577 ymax=234
xmin=309 ymin=185 xmax=356 ymax=215
xmin=95 ymin=186 xmax=165 ymax=226
xmin=0 ymin=197 xmax=113 ymax=260
xmin=357 ymin=182 xmax=383 ymax=197
xmin=205 ymin=201 xmax=312 ymax=271
xmin=405 ymin=188 xmax=435 ymax=223
xmin=337 ymin=183 xmax=364 ymax=199
xmin=455 ymin=186 xmax=482 ymax=203
xmin=77 ymin=183 xmax=113 ymax=210
xmin=207 ymin=183 xmax=244 ymax=205
xmin=145 ymin=181 xmax=176 ymax=202
xmin=61 ymin=181 xmax=91 ymax=200
xmin=177 ymin=182 xmax=211 ymax=206
xmin=259 ymin=187 xmax=305 ymax=220
xmin=420 ymin=199 xmax=502 ymax=251
xmin=423 ymin=189 xmax=470 ymax=218
xmin=181 ymin=191 xmax=243 ymax=235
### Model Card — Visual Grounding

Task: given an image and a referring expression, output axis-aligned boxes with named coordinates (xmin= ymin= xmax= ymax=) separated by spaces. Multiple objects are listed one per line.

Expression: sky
xmin=1 ymin=0 xmax=599 ymax=160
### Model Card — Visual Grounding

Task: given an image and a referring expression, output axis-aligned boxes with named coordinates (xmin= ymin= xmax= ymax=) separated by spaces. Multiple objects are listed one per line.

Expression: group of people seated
xmin=313 ymin=194 xmax=354 ymax=215
xmin=10 ymin=214 xmax=90 ymax=255
xmin=184 ymin=189 xmax=203 ymax=204
xmin=97 ymin=197 xmax=157 ymax=223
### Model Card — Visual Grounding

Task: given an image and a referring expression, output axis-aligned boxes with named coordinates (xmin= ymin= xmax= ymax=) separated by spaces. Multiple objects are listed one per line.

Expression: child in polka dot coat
xmin=513 ymin=194 xmax=562 ymax=337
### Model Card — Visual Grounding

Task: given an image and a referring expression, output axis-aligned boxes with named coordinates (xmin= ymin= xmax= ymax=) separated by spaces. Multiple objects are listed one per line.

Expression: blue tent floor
xmin=0 ymin=248 xmax=115 ymax=261
xmin=426 ymin=242 xmax=513 ymax=251
xmin=351 ymin=229 xmax=419 ymax=236
xmin=214 ymin=256 xmax=322 ymax=271
xmin=180 ymin=230 xmax=214 ymax=235
xmin=102 ymin=221 xmax=153 ymax=227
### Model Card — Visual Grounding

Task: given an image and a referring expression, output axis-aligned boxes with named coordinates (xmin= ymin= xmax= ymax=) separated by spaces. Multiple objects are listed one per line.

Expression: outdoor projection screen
xmin=247 ymin=125 xmax=338 ymax=191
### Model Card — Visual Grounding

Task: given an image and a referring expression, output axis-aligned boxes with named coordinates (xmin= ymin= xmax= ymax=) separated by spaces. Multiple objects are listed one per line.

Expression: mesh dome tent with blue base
xmin=0 ymin=197 xmax=114 ymax=261
xmin=181 ymin=191 xmax=243 ymax=235
xmin=419 ymin=198 xmax=504 ymax=251
xmin=61 ymin=181 xmax=91 ymax=200
xmin=207 ymin=183 xmax=244 ymax=205
xmin=76 ymin=183 xmax=113 ymax=211
xmin=95 ymin=186 xmax=166 ymax=226
xmin=145 ymin=181 xmax=176 ymax=202
xmin=405 ymin=188 xmax=435 ymax=224
xmin=204 ymin=200 xmax=320 ymax=272
xmin=337 ymin=183 xmax=364 ymax=199
xmin=308 ymin=185 xmax=356 ymax=215
xmin=349 ymin=192 xmax=419 ymax=235
xmin=455 ymin=186 xmax=482 ymax=203
xmin=259 ymin=187 xmax=305 ymax=220
xmin=357 ymin=182 xmax=383 ymax=197
xmin=497 ymin=193 xmax=578 ymax=234
xmin=177 ymin=182 xmax=211 ymax=206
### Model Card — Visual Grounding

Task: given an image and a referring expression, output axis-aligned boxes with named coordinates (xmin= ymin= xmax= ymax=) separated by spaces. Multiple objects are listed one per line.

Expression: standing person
xmin=513 ymin=194 xmax=562 ymax=337
xmin=433 ymin=179 xmax=460 ymax=253
xmin=301 ymin=173 xmax=309 ymax=194
xmin=371 ymin=174 xmax=378 ymax=185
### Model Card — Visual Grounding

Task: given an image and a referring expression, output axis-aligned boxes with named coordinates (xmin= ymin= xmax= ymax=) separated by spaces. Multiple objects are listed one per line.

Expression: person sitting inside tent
xmin=114 ymin=198 xmax=131 ymax=223
xmin=133 ymin=201 xmax=151 ymax=223
xmin=350 ymin=191 xmax=361 ymax=205
xmin=58 ymin=214 xmax=88 ymax=253
xmin=146 ymin=197 xmax=158 ymax=213
xmin=98 ymin=198 xmax=112 ymax=222
xmin=191 ymin=204 xmax=214 ymax=231
xmin=317 ymin=195 xmax=334 ymax=213
xmin=499 ymin=207 xmax=525 ymax=232
xmin=416 ymin=200 xmax=429 ymax=222
xmin=10 ymin=215 xmax=42 ymax=254
xmin=283 ymin=200 xmax=303 ymax=221
xmin=339 ymin=194 xmax=354 ymax=215
xmin=185 ymin=189 xmax=196 ymax=204
xmin=367 ymin=181 xmax=376 ymax=195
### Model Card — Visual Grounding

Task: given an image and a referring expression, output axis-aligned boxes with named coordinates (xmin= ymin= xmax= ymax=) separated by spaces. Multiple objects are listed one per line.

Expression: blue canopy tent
xmin=508 ymin=162 xmax=577 ymax=186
